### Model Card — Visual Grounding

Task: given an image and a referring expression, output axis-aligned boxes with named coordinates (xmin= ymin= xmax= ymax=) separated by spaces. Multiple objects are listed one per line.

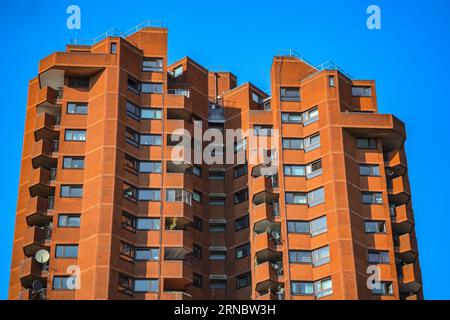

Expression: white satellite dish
xmin=35 ymin=249 xmax=50 ymax=264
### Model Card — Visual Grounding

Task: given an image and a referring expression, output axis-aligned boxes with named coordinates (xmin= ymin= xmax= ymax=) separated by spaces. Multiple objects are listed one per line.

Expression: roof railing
xmin=69 ymin=20 xmax=164 ymax=46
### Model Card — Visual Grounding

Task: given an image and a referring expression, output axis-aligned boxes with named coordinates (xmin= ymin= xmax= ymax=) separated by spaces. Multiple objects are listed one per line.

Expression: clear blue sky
xmin=1 ymin=0 xmax=449 ymax=300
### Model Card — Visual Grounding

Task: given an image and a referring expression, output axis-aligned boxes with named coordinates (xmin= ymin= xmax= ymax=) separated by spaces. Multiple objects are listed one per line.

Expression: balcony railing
xmin=168 ymin=89 xmax=190 ymax=98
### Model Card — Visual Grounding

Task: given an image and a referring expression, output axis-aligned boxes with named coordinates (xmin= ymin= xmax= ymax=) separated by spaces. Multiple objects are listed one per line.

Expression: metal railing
xmin=70 ymin=20 xmax=164 ymax=46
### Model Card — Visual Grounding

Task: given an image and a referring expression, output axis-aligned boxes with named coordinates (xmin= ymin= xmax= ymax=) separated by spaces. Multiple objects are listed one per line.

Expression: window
xmin=120 ymin=242 xmax=135 ymax=262
xmin=209 ymin=196 xmax=225 ymax=206
xmin=357 ymin=138 xmax=377 ymax=150
xmin=314 ymin=278 xmax=333 ymax=298
xmin=365 ymin=221 xmax=386 ymax=234
xmin=236 ymin=272 xmax=251 ymax=289
xmin=53 ymin=276 xmax=75 ymax=291
xmin=253 ymin=125 xmax=273 ymax=136
xmin=306 ymin=159 xmax=322 ymax=179
xmin=303 ymin=107 xmax=319 ymax=125
xmin=329 ymin=76 xmax=335 ymax=87
xmin=308 ymin=188 xmax=325 ymax=207
xmin=125 ymin=127 xmax=140 ymax=146
xmin=235 ymin=243 xmax=250 ymax=259
xmin=304 ymin=133 xmax=320 ymax=152
xmin=134 ymin=279 xmax=158 ymax=293
xmin=284 ymin=165 xmax=306 ymax=177
xmin=281 ymin=112 xmax=302 ymax=124
xmin=352 ymin=86 xmax=372 ymax=97
xmin=126 ymin=101 xmax=140 ymax=120
xmin=282 ymin=138 xmax=303 ymax=150
xmin=209 ymin=170 xmax=225 ymax=180
xmin=55 ymin=245 xmax=78 ymax=258
xmin=252 ymin=92 xmax=263 ymax=104
xmin=234 ymin=164 xmax=247 ymax=178
xmin=210 ymin=279 xmax=227 ymax=289
xmin=234 ymin=139 xmax=247 ymax=153
xmin=123 ymin=184 xmax=138 ymax=202
xmin=289 ymin=251 xmax=312 ymax=264
xmin=139 ymin=161 xmax=162 ymax=173
xmin=312 ymin=246 xmax=330 ymax=267
xmin=166 ymin=189 xmax=192 ymax=205
xmin=138 ymin=189 xmax=161 ymax=201
xmin=368 ymin=250 xmax=390 ymax=264
xmin=118 ymin=274 xmax=133 ymax=295
xmin=141 ymin=83 xmax=163 ymax=94
xmin=61 ymin=185 xmax=83 ymax=198
xmin=371 ymin=282 xmax=393 ymax=295
xmin=63 ymin=157 xmax=84 ymax=169
xmin=192 ymin=216 xmax=202 ymax=231
xmin=193 ymin=272 xmax=203 ymax=288
xmin=110 ymin=43 xmax=117 ymax=54
xmin=280 ymin=87 xmax=300 ymax=101
xmin=359 ymin=164 xmax=380 ymax=176
xmin=136 ymin=218 xmax=160 ymax=231
xmin=235 ymin=215 xmax=249 ymax=231
xmin=193 ymin=190 xmax=202 ymax=203
xmin=234 ymin=189 xmax=249 ymax=204
xmin=143 ymin=58 xmax=163 ymax=72
xmin=209 ymin=250 xmax=226 ymax=260
xmin=121 ymin=211 xmax=136 ymax=232
xmin=291 ymin=282 xmax=314 ymax=295
xmin=58 ymin=215 xmax=81 ymax=227
xmin=135 ymin=248 xmax=159 ymax=261
xmin=209 ymin=222 xmax=226 ymax=233
xmin=173 ymin=65 xmax=183 ymax=77
xmin=193 ymin=244 xmax=202 ymax=259
xmin=140 ymin=134 xmax=162 ymax=146
xmin=141 ymin=108 xmax=162 ymax=119
xmin=128 ymin=77 xmax=140 ymax=92
xmin=68 ymin=76 xmax=89 ymax=88
xmin=287 ymin=216 xmax=327 ymax=237
xmin=362 ymin=192 xmax=383 ymax=205
xmin=285 ymin=192 xmax=307 ymax=205
xmin=67 ymin=102 xmax=88 ymax=115
xmin=65 ymin=129 xmax=86 ymax=141
xmin=192 ymin=165 xmax=202 ymax=177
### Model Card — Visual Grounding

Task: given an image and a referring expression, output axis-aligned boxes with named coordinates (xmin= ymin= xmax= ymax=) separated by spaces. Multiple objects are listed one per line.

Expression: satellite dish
xmin=35 ymin=249 xmax=50 ymax=264
xmin=32 ymin=280 xmax=43 ymax=292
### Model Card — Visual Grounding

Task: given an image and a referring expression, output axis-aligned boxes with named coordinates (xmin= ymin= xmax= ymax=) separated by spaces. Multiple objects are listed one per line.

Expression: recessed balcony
xmin=255 ymin=279 xmax=284 ymax=299
xmin=388 ymin=176 xmax=411 ymax=206
xmin=26 ymin=196 xmax=52 ymax=226
xmin=162 ymin=230 xmax=193 ymax=253
xmin=253 ymin=202 xmax=280 ymax=225
xmin=29 ymin=167 xmax=55 ymax=198
xmin=395 ymin=233 xmax=418 ymax=264
xmin=36 ymin=86 xmax=62 ymax=112
xmin=254 ymin=261 xmax=284 ymax=286
xmin=254 ymin=232 xmax=282 ymax=254
xmin=165 ymin=119 xmax=194 ymax=136
xmin=23 ymin=226 xmax=52 ymax=257
xmin=31 ymin=140 xmax=58 ymax=169
xmin=19 ymin=257 xmax=48 ymax=289
xmin=385 ymin=149 xmax=407 ymax=178
xmin=390 ymin=204 xmax=414 ymax=234
xmin=161 ymin=260 xmax=193 ymax=289
xmin=164 ymin=202 xmax=194 ymax=224
xmin=34 ymin=112 xmax=60 ymax=142
xmin=166 ymin=93 xmax=192 ymax=121
xmin=399 ymin=263 xmax=421 ymax=294
xmin=160 ymin=291 xmax=192 ymax=300
xmin=252 ymin=175 xmax=279 ymax=195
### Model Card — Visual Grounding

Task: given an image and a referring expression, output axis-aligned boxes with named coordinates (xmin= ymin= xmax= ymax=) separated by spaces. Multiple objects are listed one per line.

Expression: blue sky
xmin=1 ymin=0 xmax=449 ymax=300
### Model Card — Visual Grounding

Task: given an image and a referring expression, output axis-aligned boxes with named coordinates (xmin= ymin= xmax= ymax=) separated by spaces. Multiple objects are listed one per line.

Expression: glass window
xmin=127 ymin=77 xmax=140 ymax=92
xmin=287 ymin=221 xmax=309 ymax=234
xmin=234 ymin=139 xmax=247 ymax=153
xmin=282 ymin=138 xmax=304 ymax=150
xmin=209 ymin=250 xmax=226 ymax=260
xmin=235 ymin=243 xmax=250 ymax=259
xmin=209 ymin=223 xmax=226 ymax=232
xmin=141 ymin=108 xmax=162 ymax=119
xmin=134 ymin=279 xmax=158 ymax=293
xmin=281 ymin=112 xmax=302 ymax=124
xmin=166 ymin=189 xmax=192 ymax=205
xmin=121 ymin=211 xmax=136 ymax=232
xmin=253 ymin=125 xmax=273 ymax=136
xmin=58 ymin=215 xmax=81 ymax=227
xmin=136 ymin=218 xmax=160 ymax=231
xmin=61 ymin=185 xmax=83 ymax=198
xmin=138 ymin=189 xmax=161 ymax=201
xmin=193 ymin=244 xmax=202 ymax=258
xmin=140 ymin=134 xmax=162 ymax=146
xmin=310 ymin=216 xmax=327 ymax=236
xmin=209 ymin=170 xmax=225 ymax=180
xmin=53 ymin=276 xmax=75 ymax=290
xmin=286 ymin=192 xmax=307 ymax=205
xmin=63 ymin=157 xmax=84 ymax=169
xmin=368 ymin=250 xmax=390 ymax=264
xmin=291 ymin=282 xmax=314 ymax=295
xmin=209 ymin=196 xmax=225 ymax=206
xmin=289 ymin=250 xmax=312 ymax=264
xmin=126 ymin=101 xmax=140 ymax=120
xmin=173 ymin=65 xmax=183 ymax=77
xmin=329 ymin=76 xmax=335 ymax=87
xmin=252 ymin=92 xmax=262 ymax=104
xmin=352 ymin=86 xmax=372 ymax=97
xmin=371 ymin=282 xmax=393 ymax=295
xmin=65 ymin=129 xmax=86 ymax=141
xmin=192 ymin=216 xmax=202 ymax=231
xmin=193 ymin=190 xmax=202 ymax=203
xmin=359 ymin=164 xmax=380 ymax=176
xmin=210 ymin=279 xmax=227 ymax=289
xmin=141 ymin=83 xmax=163 ymax=94
xmin=235 ymin=215 xmax=249 ymax=231
xmin=280 ymin=87 xmax=301 ymax=101
xmin=125 ymin=127 xmax=140 ymax=146
xmin=123 ymin=184 xmax=138 ymax=202
xmin=284 ymin=165 xmax=306 ymax=176
xmin=67 ymin=102 xmax=88 ymax=115
xmin=312 ymin=246 xmax=330 ymax=267
xmin=139 ymin=161 xmax=162 ymax=173
xmin=135 ymin=248 xmax=159 ymax=261
xmin=192 ymin=166 xmax=202 ymax=177
xmin=236 ymin=272 xmax=251 ymax=289
xmin=315 ymin=278 xmax=333 ymax=298
xmin=55 ymin=245 xmax=78 ymax=258
xmin=234 ymin=189 xmax=249 ymax=204
xmin=303 ymin=107 xmax=319 ymax=123
xmin=110 ymin=43 xmax=117 ymax=54
xmin=308 ymin=188 xmax=325 ymax=207
xmin=234 ymin=164 xmax=248 ymax=178
xmin=68 ymin=77 xmax=89 ymax=88
xmin=143 ymin=58 xmax=163 ymax=72
xmin=365 ymin=221 xmax=386 ymax=234
xmin=357 ymin=138 xmax=377 ymax=150
xmin=193 ymin=272 xmax=202 ymax=288
xmin=362 ymin=192 xmax=383 ymax=204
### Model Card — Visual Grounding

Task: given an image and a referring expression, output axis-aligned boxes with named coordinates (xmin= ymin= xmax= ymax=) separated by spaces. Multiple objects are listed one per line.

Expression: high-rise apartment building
xmin=9 ymin=23 xmax=422 ymax=300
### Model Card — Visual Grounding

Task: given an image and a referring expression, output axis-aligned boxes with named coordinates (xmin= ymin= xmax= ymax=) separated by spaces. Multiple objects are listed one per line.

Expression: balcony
xmin=255 ymin=292 xmax=282 ymax=300
xmin=26 ymin=196 xmax=52 ymax=226
xmin=162 ymin=230 xmax=193 ymax=253
xmin=255 ymin=279 xmax=284 ymax=300
xmin=399 ymin=263 xmax=421 ymax=294
xmin=166 ymin=93 xmax=192 ymax=120
xmin=19 ymin=257 xmax=48 ymax=288
xmin=34 ymin=112 xmax=60 ymax=142
xmin=161 ymin=260 xmax=193 ymax=289
xmin=390 ymin=204 xmax=414 ymax=234
xmin=164 ymin=201 xmax=194 ymax=224
xmin=254 ymin=232 xmax=282 ymax=254
xmin=253 ymin=202 xmax=280 ymax=224
xmin=388 ymin=176 xmax=411 ymax=206
xmin=165 ymin=119 xmax=194 ymax=136
xmin=23 ymin=226 xmax=51 ymax=257
xmin=252 ymin=175 xmax=279 ymax=195
xmin=37 ymin=86 xmax=61 ymax=110
xmin=29 ymin=167 xmax=54 ymax=198
xmin=208 ymin=105 xmax=225 ymax=123
xmin=18 ymin=288 xmax=47 ymax=300
xmin=395 ymin=233 xmax=418 ymax=264
xmin=385 ymin=149 xmax=407 ymax=178
xmin=160 ymin=291 xmax=192 ymax=300
xmin=32 ymin=140 xmax=58 ymax=169
xmin=254 ymin=261 xmax=284 ymax=286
